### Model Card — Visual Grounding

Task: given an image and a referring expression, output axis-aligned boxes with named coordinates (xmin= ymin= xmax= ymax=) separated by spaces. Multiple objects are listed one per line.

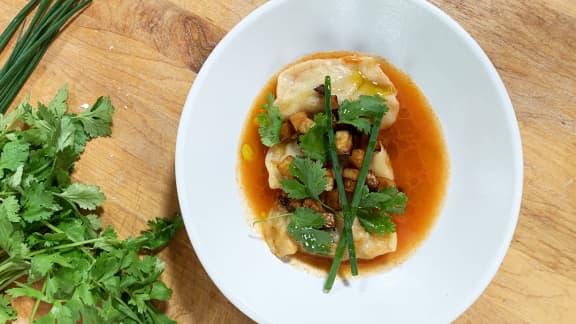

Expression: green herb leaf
xmin=287 ymin=207 xmax=333 ymax=254
xmin=290 ymin=207 xmax=327 ymax=228
xmin=124 ymin=214 xmax=183 ymax=252
xmin=1 ymin=196 xmax=20 ymax=223
xmin=338 ymin=95 xmax=389 ymax=133
xmin=0 ymin=141 xmax=29 ymax=171
xmin=256 ymin=93 xmax=282 ymax=147
xmin=0 ymin=294 xmax=16 ymax=323
xmin=6 ymin=282 xmax=46 ymax=301
xmin=56 ymin=183 xmax=105 ymax=210
xmin=48 ymin=85 xmax=68 ymax=117
xmin=280 ymin=156 xmax=328 ymax=200
xmin=356 ymin=185 xmax=407 ymax=234
xmin=29 ymin=253 xmax=73 ymax=282
xmin=149 ymin=281 xmax=172 ymax=301
xmin=357 ymin=209 xmax=396 ymax=234
xmin=299 ymin=113 xmax=328 ymax=162
xmin=75 ymin=96 xmax=115 ymax=138
xmin=54 ymin=115 xmax=76 ymax=153
xmin=359 ymin=185 xmax=408 ymax=214
xmin=22 ymin=181 xmax=61 ymax=223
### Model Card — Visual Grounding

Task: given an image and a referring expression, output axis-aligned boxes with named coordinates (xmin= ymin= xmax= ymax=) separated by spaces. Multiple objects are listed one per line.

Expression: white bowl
xmin=175 ymin=0 xmax=523 ymax=323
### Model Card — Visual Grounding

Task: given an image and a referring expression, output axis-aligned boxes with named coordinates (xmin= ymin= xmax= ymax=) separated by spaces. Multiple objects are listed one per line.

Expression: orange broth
xmin=238 ymin=51 xmax=449 ymax=274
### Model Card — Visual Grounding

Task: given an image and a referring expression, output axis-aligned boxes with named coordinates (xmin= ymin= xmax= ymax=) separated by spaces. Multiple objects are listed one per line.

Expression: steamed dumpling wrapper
xmin=274 ymin=55 xmax=400 ymax=129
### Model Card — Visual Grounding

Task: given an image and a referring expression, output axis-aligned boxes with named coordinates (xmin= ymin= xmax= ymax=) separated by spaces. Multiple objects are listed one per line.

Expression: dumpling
xmin=264 ymin=140 xmax=301 ymax=189
xmin=261 ymin=205 xmax=298 ymax=258
xmin=370 ymin=143 xmax=395 ymax=181
xmin=352 ymin=218 xmax=397 ymax=259
xmin=274 ymin=55 xmax=400 ymax=129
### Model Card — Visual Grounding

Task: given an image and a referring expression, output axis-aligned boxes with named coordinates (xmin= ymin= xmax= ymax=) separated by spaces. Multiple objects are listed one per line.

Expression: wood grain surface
xmin=1 ymin=0 xmax=574 ymax=323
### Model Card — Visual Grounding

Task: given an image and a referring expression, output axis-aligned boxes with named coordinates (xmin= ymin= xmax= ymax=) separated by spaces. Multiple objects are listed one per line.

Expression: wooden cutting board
xmin=0 ymin=0 xmax=574 ymax=322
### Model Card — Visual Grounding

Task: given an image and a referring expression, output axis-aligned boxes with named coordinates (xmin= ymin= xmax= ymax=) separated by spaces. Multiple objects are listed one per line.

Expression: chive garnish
xmin=323 ymin=75 xmax=387 ymax=291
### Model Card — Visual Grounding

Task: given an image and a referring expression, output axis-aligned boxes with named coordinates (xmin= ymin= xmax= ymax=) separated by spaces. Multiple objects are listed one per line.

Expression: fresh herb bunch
xmin=257 ymin=77 xmax=408 ymax=292
xmin=0 ymin=0 xmax=92 ymax=114
xmin=0 ymin=87 xmax=182 ymax=323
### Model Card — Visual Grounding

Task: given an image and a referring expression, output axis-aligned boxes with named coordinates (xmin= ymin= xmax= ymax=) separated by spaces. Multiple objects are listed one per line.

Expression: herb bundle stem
xmin=30 ymin=279 xmax=48 ymax=321
xmin=27 ymin=237 xmax=103 ymax=257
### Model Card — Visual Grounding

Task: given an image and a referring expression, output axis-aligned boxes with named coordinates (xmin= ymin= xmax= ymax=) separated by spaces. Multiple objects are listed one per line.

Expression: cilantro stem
xmin=323 ymin=76 xmax=359 ymax=278
xmin=111 ymin=295 xmax=144 ymax=324
xmin=42 ymin=220 xmax=96 ymax=261
xmin=27 ymin=237 xmax=104 ymax=257
xmin=252 ymin=212 xmax=292 ymax=225
xmin=318 ymin=200 xmax=336 ymax=213
xmin=30 ymin=278 xmax=47 ymax=322
xmin=0 ymin=269 xmax=27 ymax=291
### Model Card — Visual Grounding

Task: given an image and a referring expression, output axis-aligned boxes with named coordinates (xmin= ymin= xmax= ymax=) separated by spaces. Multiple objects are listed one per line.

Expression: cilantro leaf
xmin=256 ymin=93 xmax=282 ymax=147
xmin=356 ymin=185 xmax=407 ymax=234
xmin=0 ymin=108 xmax=21 ymax=134
xmin=359 ymin=186 xmax=408 ymax=214
xmin=1 ymin=196 xmax=20 ymax=222
xmin=149 ymin=281 xmax=172 ymax=301
xmin=287 ymin=207 xmax=333 ymax=255
xmin=278 ymin=179 xmax=308 ymax=199
xmin=21 ymin=181 xmax=61 ymax=222
xmin=75 ymin=96 xmax=114 ymax=138
xmin=299 ymin=113 xmax=328 ymax=162
xmin=338 ymin=95 xmax=389 ymax=133
xmin=56 ymin=183 xmax=105 ymax=210
xmin=0 ymin=294 xmax=16 ymax=323
xmin=8 ymin=165 xmax=23 ymax=189
xmin=6 ymin=282 xmax=46 ymax=301
xmin=48 ymin=85 xmax=68 ymax=117
xmin=0 ymin=141 xmax=29 ymax=171
xmin=357 ymin=209 xmax=396 ymax=234
xmin=290 ymin=207 xmax=327 ymax=228
xmin=124 ymin=214 xmax=183 ymax=252
xmin=54 ymin=115 xmax=76 ymax=152
xmin=280 ymin=156 xmax=328 ymax=200
xmin=29 ymin=253 xmax=73 ymax=282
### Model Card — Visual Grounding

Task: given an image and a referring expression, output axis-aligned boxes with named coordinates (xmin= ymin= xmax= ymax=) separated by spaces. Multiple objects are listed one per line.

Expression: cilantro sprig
xmin=280 ymin=156 xmax=328 ymax=200
xmin=288 ymin=207 xmax=333 ymax=255
xmin=357 ymin=186 xmax=407 ymax=234
xmin=299 ymin=113 xmax=328 ymax=163
xmin=0 ymin=87 xmax=182 ymax=323
xmin=257 ymin=93 xmax=282 ymax=147
xmin=338 ymin=95 xmax=389 ymax=134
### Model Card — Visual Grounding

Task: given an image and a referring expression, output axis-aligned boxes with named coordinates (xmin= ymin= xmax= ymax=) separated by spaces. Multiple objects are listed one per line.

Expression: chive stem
xmin=323 ymin=76 xmax=389 ymax=291
xmin=0 ymin=0 xmax=39 ymax=52
xmin=350 ymin=116 xmax=385 ymax=210
xmin=323 ymin=75 xmax=359 ymax=290
xmin=0 ymin=0 xmax=92 ymax=114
